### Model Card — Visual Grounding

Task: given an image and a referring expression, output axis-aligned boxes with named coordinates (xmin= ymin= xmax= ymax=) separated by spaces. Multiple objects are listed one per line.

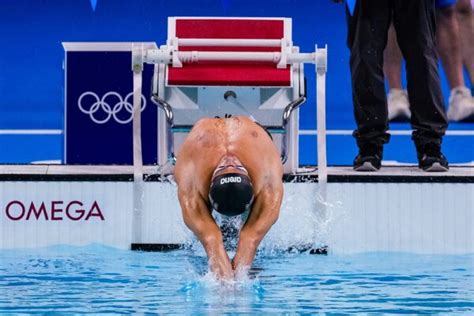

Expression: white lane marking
xmin=31 ymin=160 xmax=62 ymax=164
xmin=0 ymin=130 xmax=63 ymax=135
xmin=299 ymin=130 xmax=474 ymax=136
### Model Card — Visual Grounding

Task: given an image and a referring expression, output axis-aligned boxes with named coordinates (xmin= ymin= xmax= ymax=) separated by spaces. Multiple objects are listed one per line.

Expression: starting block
xmin=132 ymin=17 xmax=327 ymax=174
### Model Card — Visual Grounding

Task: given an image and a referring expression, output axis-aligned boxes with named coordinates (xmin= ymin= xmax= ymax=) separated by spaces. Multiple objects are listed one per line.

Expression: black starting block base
xmin=131 ymin=243 xmax=328 ymax=255
xmin=131 ymin=243 xmax=182 ymax=252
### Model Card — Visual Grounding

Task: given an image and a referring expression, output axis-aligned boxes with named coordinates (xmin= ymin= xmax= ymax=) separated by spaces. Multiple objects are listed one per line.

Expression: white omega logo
xmin=77 ymin=91 xmax=147 ymax=124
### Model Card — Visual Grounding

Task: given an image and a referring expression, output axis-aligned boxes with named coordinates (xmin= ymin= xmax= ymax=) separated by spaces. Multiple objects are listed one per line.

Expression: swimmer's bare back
xmin=174 ymin=116 xmax=284 ymax=278
xmin=175 ymin=116 xmax=283 ymax=196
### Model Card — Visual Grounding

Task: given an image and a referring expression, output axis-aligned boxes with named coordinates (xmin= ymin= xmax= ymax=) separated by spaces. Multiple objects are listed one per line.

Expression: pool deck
xmin=0 ymin=165 xmax=473 ymax=182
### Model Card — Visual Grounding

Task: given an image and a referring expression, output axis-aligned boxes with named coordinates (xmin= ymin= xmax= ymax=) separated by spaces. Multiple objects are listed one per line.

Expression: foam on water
xmin=179 ymin=268 xmax=265 ymax=302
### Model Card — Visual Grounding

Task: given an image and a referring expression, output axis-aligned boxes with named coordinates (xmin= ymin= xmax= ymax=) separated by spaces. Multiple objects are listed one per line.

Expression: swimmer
xmin=174 ymin=115 xmax=283 ymax=280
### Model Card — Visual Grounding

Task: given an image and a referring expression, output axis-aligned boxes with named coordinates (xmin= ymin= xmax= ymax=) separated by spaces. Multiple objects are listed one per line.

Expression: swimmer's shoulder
xmin=189 ymin=118 xmax=217 ymax=135
xmin=192 ymin=116 xmax=258 ymax=132
xmin=232 ymin=115 xmax=265 ymax=128
xmin=195 ymin=115 xmax=253 ymax=123
xmin=222 ymin=115 xmax=251 ymax=122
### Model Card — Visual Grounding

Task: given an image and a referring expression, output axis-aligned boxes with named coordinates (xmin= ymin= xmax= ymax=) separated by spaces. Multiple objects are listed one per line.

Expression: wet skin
xmin=174 ymin=116 xmax=283 ymax=279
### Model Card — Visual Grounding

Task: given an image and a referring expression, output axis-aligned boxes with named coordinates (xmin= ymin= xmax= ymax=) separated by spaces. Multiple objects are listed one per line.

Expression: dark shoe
xmin=416 ymin=143 xmax=449 ymax=172
xmin=353 ymin=144 xmax=383 ymax=171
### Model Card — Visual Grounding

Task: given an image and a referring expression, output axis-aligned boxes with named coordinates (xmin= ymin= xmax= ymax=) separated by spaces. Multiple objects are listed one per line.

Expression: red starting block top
xmin=167 ymin=18 xmax=292 ymax=87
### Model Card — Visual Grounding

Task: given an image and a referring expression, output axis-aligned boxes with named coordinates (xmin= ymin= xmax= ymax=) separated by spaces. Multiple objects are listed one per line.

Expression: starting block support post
xmin=131 ymin=43 xmax=144 ymax=244
xmin=316 ymin=45 xmax=328 ymax=201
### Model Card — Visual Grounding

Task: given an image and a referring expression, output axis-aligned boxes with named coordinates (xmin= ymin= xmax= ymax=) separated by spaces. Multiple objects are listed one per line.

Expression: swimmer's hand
xmin=231 ymin=233 xmax=259 ymax=273
xmin=205 ymin=235 xmax=234 ymax=280
xmin=209 ymin=255 xmax=234 ymax=280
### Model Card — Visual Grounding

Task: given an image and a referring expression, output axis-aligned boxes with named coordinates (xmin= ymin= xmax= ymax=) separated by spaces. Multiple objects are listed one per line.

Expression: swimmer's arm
xmin=178 ymin=190 xmax=233 ymax=279
xmin=232 ymin=186 xmax=283 ymax=271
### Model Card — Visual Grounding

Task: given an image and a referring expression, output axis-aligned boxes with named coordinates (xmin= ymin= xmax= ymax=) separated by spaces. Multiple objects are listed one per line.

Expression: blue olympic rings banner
xmin=64 ymin=43 xmax=157 ymax=164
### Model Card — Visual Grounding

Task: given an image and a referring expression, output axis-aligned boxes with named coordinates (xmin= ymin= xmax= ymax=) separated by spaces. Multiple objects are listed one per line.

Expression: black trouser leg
xmin=392 ymin=0 xmax=448 ymax=147
xmin=346 ymin=0 xmax=392 ymax=148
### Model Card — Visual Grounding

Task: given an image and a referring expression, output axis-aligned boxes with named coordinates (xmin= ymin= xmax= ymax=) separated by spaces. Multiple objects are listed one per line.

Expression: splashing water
xmin=1 ymin=245 xmax=472 ymax=314
xmin=180 ymin=179 xmax=347 ymax=260
xmin=144 ymin=160 xmax=176 ymax=183
xmin=179 ymin=267 xmax=266 ymax=304
xmin=260 ymin=181 xmax=346 ymax=255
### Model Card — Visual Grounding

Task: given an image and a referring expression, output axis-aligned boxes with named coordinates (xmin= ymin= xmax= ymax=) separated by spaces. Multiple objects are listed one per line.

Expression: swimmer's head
xmin=209 ymin=156 xmax=254 ymax=217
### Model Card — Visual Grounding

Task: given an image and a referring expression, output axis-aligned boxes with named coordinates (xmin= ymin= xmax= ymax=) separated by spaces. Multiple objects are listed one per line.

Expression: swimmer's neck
xmin=217 ymin=154 xmax=242 ymax=167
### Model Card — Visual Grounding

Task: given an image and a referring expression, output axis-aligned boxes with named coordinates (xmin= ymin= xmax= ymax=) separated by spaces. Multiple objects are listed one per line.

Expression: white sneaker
xmin=387 ymin=89 xmax=411 ymax=121
xmin=447 ymin=86 xmax=474 ymax=122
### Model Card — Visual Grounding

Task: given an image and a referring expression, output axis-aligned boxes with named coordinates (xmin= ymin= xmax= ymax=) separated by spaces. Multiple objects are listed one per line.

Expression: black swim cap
xmin=209 ymin=173 xmax=254 ymax=217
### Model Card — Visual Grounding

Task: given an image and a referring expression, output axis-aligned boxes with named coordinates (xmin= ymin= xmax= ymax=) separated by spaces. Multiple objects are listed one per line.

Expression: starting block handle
xmin=177 ymin=38 xmax=283 ymax=47
xmin=151 ymin=94 xmax=176 ymax=164
xmin=281 ymin=95 xmax=307 ymax=163
xmin=145 ymin=49 xmax=317 ymax=67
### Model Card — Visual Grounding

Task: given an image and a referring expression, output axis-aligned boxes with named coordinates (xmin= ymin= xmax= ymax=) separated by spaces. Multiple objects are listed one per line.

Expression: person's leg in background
xmin=456 ymin=0 xmax=474 ymax=95
xmin=346 ymin=0 xmax=392 ymax=171
xmin=383 ymin=23 xmax=411 ymax=121
xmin=393 ymin=0 xmax=449 ymax=171
xmin=437 ymin=0 xmax=474 ymax=121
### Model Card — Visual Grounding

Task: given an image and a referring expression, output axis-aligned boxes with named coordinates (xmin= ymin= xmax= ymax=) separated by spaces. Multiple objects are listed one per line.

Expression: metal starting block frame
xmin=131 ymin=17 xmax=327 ymax=176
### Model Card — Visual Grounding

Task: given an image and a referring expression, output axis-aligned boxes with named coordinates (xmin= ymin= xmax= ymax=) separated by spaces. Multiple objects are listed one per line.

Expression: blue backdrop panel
xmin=0 ymin=0 xmax=472 ymax=164
xmin=65 ymin=51 xmax=157 ymax=164
xmin=0 ymin=0 xmax=351 ymax=131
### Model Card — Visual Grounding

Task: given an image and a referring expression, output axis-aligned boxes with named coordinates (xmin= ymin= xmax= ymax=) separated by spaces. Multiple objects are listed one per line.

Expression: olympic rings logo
xmin=77 ymin=91 xmax=147 ymax=124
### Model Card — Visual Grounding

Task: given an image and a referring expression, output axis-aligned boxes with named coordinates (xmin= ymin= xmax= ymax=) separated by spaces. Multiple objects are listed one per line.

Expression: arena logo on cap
xmin=4 ymin=200 xmax=105 ymax=221
xmin=220 ymin=176 xmax=242 ymax=185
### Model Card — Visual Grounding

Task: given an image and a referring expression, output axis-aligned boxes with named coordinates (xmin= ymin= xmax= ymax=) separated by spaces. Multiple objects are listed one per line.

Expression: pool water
xmin=1 ymin=245 xmax=473 ymax=314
